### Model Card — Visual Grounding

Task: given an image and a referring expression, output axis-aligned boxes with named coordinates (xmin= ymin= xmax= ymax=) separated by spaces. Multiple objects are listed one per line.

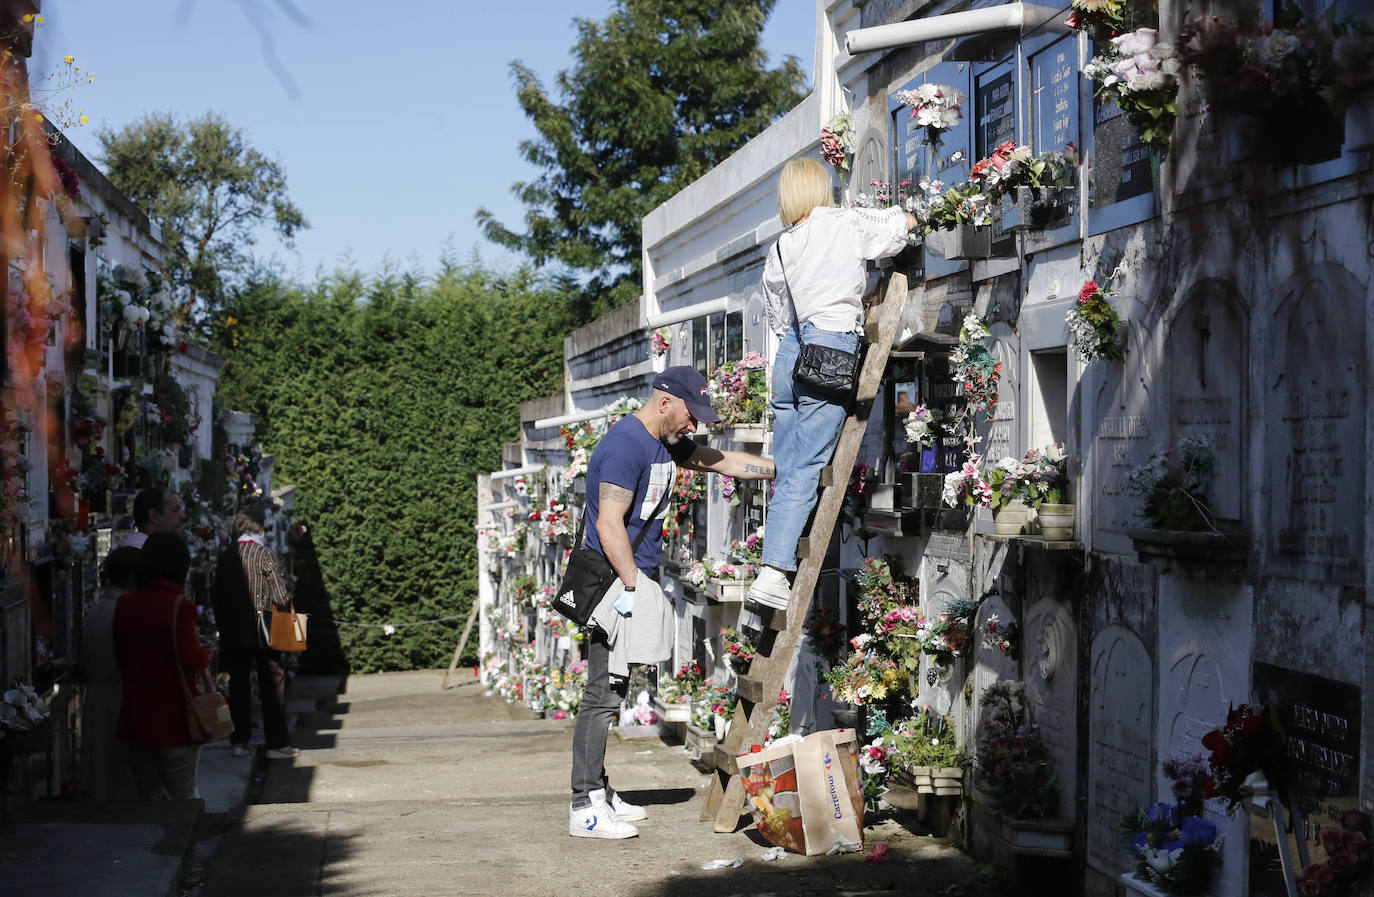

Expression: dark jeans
xmin=570 ymin=628 xmax=628 ymax=804
xmin=130 ymin=744 xmax=200 ymax=800
xmin=223 ymin=646 xmax=289 ymax=749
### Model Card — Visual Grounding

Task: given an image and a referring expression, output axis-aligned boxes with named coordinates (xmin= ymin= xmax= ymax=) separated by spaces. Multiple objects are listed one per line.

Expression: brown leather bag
xmin=171 ymin=598 xmax=234 ymax=744
xmin=267 ymin=604 xmax=308 ymax=653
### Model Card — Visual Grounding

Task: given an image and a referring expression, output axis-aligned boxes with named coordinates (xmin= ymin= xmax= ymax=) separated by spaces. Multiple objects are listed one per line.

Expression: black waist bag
xmin=552 ymin=487 xmax=669 ymax=629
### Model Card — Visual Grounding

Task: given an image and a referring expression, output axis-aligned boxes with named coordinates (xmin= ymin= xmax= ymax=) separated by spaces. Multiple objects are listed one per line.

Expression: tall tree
xmin=97 ymin=111 xmax=307 ymax=331
xmin=476 ymin=0 xmax=805 ymax=315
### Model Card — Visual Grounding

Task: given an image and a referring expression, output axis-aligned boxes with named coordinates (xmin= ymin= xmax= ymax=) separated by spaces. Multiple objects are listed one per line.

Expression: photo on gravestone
xmin=1249 ymin=663 xmax=1363 ymax=897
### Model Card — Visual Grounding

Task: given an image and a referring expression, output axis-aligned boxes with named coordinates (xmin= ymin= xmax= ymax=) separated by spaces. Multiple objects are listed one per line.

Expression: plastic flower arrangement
xmin=890 ymin=707 xmax=964 ymax=770
xmin=658 ymin=662 xmax=706 ymax=705
xmin=1126 ymin=436 xmax=1219 ymax=531
xmin=509 ymin=574 xmax=538 ymax=603
xmin=1083 ymin=28 xmax=1180 ymax=152
xmin=903 ymin=404 xmax=942 ymax=449
xmin=823 ymin=636 xmax=902 ymax=706
xmin=650 ymin=326 xmax=671 ymax=357
xmin=855 ymin=557 xmax=921 ymax=637
xmin=765 ymin=689 xmax=792 ymax=744
xmin=943 ymin=455 xmax=993 ymax=509
xmin=859 ymin=734 xmax=895 ymax=812
xmin=719 ymin=626 xmax=757 ymax=671
xmin=665 ymin=468 xmax=707 ymax=542
xmin=684 ymin=560 xmax=708 ymax=586
xmin=708 ymin=352 xmax=768 ymax=427
xmin=729 ymin=526 xmax=765 ymax=566
xmin=916 ymin=597 xmax=980 ymax=665
xmin=1199 ymin=703 xmax=1285 ymax=816
xmin=1066 ymin=0 xmax=1124 ymax=35
xmin=1299 ymin=809 xmax=1373 ymax=897
xmin=924 ymin=180 xmax=995 ymax=230
xmin=1067 ymin=277 xmax=1126 ymax=362
xmin=950 ymin=313 xmax=1001 ymax=418
xmin=986 ymin=448 xmax=1069 ymax=510
xmin=893 ymin=84 xmax=965 ymax=148
xmin=1177 ymin=12 xmax=1330 ymax=119
xmin=820 ymin=113 xmax=856 ymax=183
xmin=969 ymin=142 xmax=1078 ymax=197
xmin=715 ymin=474 xmax=741 ymax=507
xmin=707 ymin=682 xmax=738 ymax=722
xmin=973 ymin=681 xmax=1059 ymax=820
xmin=0 ymin=683 xmax=51 ymax=751
xmin=981 ymin=614 xmax=1019 ymax=659
xmin=804 ymin=605 xmax=847 ymax=668
xmin=1121 ymin=802 xmax=1221 ymax=895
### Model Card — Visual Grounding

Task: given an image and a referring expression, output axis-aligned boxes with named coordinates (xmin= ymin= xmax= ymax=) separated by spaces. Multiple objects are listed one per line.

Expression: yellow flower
xmin=35 ymin=15 xmax=43 ymax=23
xmin=80 ymin=114 xmax=88 ymax=124
xmin=21 ymin=14 xmax=32 ymax=22
xmin=63 ymin=55 xmax=73 ymax=65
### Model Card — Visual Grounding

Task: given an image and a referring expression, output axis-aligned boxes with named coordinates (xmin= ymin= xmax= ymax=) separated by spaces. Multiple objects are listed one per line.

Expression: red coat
xmin=113 ymin=579 xmax=210 ymax=746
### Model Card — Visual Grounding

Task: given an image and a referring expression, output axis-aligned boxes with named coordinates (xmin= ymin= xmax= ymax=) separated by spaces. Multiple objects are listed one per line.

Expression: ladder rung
xmin=796 ymin=537 xmax=810 ymax=559
xmin=767 ymin=606 xmax=792 ymax=632
xmin=864 ymin=321 xmax=881 ymax=343
xmin=711 ymin=743 xmax=738 ymax=776
xmin=735 ymin=675 xmax=763 ymax=705
xmin=818 ymin=466 xmax=833 ymax=488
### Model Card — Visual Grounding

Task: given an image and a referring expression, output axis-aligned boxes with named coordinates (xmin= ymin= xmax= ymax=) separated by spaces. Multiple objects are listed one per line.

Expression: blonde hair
xmin=777 ymin=157 xmax=834 ymax=227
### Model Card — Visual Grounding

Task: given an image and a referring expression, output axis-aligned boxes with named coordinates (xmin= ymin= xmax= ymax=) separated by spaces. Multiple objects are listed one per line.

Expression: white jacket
xmin=762 ymin=205 xmax=910 ymax=336
xmin=589 ymin=571 xmax=673 ymax=680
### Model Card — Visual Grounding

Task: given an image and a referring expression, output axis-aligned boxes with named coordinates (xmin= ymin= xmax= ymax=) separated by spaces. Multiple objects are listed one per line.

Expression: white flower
xmin=382 ymin=624 xmax=396 ymax=636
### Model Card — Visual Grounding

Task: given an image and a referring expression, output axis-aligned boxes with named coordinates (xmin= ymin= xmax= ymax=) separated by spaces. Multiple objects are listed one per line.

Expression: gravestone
xmin=1167 ymin=282 xmax=1247 ymax=521
xmin=1159 ymin=583 xmax=1251 ymax=897
xmin=971 ymin=595 xmax=1019 ymax=748
xmin=983 ymin=328 xmax=1020 ymax=465
xmin=1023 ymin=598 xmax=1078 ymax=821
xmin=1087 ymin=624 xmax=1153 ymax=876
xmin=975 ymin=66 xmax=1016 ymax=158
xmin=1266 ymin=266 xmax=1365 ymax=586
xmin=920 ymin=584 xmax=967 ymax=718
xmin=1031 ymin=36 xmax=1078 ymax=153
xmin=1090 ymin=302 xmax=1156 ymax=554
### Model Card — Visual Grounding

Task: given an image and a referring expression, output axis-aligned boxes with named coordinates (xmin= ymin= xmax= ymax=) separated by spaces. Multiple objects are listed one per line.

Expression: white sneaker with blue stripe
xmin=608 ymin=790 xmax=647 ymax=822
xmin=569 ymin=788 xmax=638 ymax=839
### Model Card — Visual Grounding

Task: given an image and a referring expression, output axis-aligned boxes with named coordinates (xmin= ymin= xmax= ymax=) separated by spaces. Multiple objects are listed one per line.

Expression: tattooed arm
xmin=679 ymin=445 xmax=776 ymax=480
xmin=595 ymin=481 xmax=642 ymax=585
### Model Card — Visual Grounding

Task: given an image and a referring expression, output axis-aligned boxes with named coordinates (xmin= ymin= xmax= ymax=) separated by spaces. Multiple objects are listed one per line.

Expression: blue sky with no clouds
xmin=39 ymin=0 xmax=815 ymax=280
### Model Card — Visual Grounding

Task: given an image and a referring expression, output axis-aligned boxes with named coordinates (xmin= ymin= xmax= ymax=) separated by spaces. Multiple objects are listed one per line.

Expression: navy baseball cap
xmin=652 ymin=365 xmax=720 ymax=423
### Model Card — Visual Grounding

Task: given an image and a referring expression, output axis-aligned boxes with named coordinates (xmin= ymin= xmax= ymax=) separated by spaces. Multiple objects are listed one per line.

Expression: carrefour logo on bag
xmin=824 ymin=751 xmax=842 ymax=819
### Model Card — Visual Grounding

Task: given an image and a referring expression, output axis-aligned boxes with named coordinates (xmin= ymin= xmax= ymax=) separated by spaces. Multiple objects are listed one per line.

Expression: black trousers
xmin=223 ymin=646 xmax=289 ymax=749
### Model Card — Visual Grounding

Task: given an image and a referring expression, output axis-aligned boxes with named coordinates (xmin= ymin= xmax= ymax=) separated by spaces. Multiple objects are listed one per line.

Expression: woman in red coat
xmin=113 ymin=531 xmax=209 ymax=799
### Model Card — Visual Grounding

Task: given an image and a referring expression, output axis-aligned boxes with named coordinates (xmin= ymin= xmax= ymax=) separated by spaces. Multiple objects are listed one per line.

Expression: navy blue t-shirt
xmin=584 ymin=415 xmax=695 ymax=572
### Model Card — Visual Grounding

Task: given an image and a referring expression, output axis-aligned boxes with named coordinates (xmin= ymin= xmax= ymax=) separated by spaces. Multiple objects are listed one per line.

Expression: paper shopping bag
xmin=736 ymin=728 xmax=864 ymax=856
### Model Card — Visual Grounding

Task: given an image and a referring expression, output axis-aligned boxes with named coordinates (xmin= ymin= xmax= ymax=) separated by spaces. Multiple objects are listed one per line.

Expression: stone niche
xmin=1165 ymin=279 xmax=1247 ymax=521
xmin=1266 ymin=264 xmax=1366 ymax=586
xmin=970 ymin=594 xmax=1019 ymax=724
xmin=1157 ymin=580 xmax=1252 ymax=897
xmin=1087 ymin=624 xmax=1154 ymax=877
xmin=983 ymin=324 xmax=1021 ymax=465
xmin=1023 ymin=598 xmax=1077 ymax=821
xmin=1089 ymin=296 xmax=1158 ymax=555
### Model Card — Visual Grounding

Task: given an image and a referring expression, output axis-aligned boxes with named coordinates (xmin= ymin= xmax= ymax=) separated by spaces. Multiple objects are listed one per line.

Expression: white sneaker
xmin=608 ymin=791 xmax=648 ymax=822
xmin=569 ymin=789 xmax=638 ymax=839
xmin=265 ymin=746 xmax=300 ymax=760
xmin=230 ymin=744 xmax=252 ymax=758
xmin=747 ymin=566 xmax=792 ymax=610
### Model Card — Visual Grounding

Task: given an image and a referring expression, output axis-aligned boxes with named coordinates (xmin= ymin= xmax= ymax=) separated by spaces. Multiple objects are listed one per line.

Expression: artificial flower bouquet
xmin=1199 ymin=703 xmax=1285 ymax=815
xmin=915 ymin=598 xmax=980 ymax=665
xmin=0 ymin=683 xmax=51 ymax=754
xmin=1122 ymin=802 xmax=1221 ymax=895
xmin=1300 ymin=809 xmax=1372 ymax=897
xmin=1084 ymin=28 xmax=1180 ymax=152
xmin=729 ymin=526 xmax=764 ymax=566
xmin=1067 ymin=277 xmax=1127 ymax=362
xmin=894 ymin=83 xmax=966 ymax=148
xmin=903 ymin=404 xmax=942 ymax=449
xmin=820 ymin=113 xmax=856 ymax=182
xmin=1126 ymin=436 xmax=1219 ymax=532
xmin=658 ymin=661 xmax=706 ymax=705
xmin=890 ymin=706 xmax=964 ymax=771
xmin=987 ymin=448 xmax=1069 ymax=510
xmin=708 ymin=352 xmax=768 ymax=427
xmin=973 ymin=681 xmax=1059 ymax=820
xmin=824 ymin=636 xmax=902 ymax=706
xmin=719 ymin=626 xmax=757 ymax=671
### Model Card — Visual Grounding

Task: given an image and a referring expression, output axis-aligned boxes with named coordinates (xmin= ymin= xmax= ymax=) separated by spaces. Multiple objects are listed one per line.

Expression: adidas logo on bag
xmin=559 ymin=591 xmax=576 ymax=607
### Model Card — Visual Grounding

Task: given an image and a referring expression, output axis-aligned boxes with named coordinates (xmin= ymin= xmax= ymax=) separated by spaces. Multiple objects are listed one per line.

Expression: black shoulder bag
xmin=552 ymin=486 xmax=671 ymax=629
xmin=775 ymin=243 xmax=865 ymax=404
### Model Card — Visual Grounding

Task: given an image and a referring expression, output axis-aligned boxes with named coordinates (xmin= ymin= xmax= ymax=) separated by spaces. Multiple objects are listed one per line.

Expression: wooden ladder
xmin=700 ymin=271 xmax=910 ymax=832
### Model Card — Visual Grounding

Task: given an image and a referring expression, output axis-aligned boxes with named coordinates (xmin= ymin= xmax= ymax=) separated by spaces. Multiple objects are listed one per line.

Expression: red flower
xmin=1323 ymin=826 xmax=1347 ymax=855
xmin=1342 ymin=809 xmax=1370 ymax=832
xmin=1201 ymin=729 xmax=1233 ymax=765
xmin=1239 ymin=712 xmax=1263 ymax=738
xmin=1079 ymin=280 xmax=1100 ymax=304
xmin=1065 ymin=10 xmax=1081 ymax=29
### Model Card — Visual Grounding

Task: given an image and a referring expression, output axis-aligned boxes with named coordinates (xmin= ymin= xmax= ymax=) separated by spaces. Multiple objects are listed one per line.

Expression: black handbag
xmin=775 ymin=244 xmax=864 ymax=403
xmin=552 ymin=487 xmax=670 ymax=629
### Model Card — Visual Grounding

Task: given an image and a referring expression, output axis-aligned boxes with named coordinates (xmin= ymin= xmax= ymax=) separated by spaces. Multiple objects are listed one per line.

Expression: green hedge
xmin=216 ymin=264 xmax=574 ymax=673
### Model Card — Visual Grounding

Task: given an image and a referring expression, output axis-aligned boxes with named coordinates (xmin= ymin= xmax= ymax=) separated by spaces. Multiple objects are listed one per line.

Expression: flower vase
xmin=1344 ymin=89 xmax=1374 ymax=151
xmin=714 ymin=713 xmax=728 ymax=741
xmin=993 ymin=498 xmax=1030 ymax=535
xmin=1036 ymin=503 xmax=1076 ymax=541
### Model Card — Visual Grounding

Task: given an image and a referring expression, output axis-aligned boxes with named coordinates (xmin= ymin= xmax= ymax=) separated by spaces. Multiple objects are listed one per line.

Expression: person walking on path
xmin=115 ymin=486 xmax=185 ymax=550
xmin=746 ymin=157 xmax=921 ymax=618
xmin=569 ymin=366 xmax=775 ymax=839
xmin=214 ymin=507 xmax=299 ymax=760
xmin=112 ymin=532 xmax=209 ymax=800
xmin=80 ymin=546 xmax=140 ymax=800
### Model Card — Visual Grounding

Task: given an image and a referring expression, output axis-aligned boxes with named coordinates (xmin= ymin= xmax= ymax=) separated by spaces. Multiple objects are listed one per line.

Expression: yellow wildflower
xmin=21 ymin=14 xmax=32 ymax=22
xmin=63 ymin=55 xmax=73 ymax=64
xmin=80 ymin=114 xmax=88 ymax=124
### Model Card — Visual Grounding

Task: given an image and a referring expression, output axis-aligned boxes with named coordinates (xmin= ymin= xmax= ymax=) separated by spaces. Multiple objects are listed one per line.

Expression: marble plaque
xmin=1024 ymin=598 xmax=1078 ymax=821
xmin=983 ymin=328 xmax=1021 ymax=465
xmin=1267 ymin=267 xmax=1365 ymax=585
xmin=1090 ymin=309 xmax=1157 ymax=554
xmin=1088 ymin=625 xmax=1153 ymax=875
xmin=1167 ymin=282 xmax=1246 ymax=520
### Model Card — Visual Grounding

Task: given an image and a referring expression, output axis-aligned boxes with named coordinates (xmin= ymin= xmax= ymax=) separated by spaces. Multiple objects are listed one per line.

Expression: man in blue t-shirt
xmin=569 ymin=366 xmax=775 ymax=840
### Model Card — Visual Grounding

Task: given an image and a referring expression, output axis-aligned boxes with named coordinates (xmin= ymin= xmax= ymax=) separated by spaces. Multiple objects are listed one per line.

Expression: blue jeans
xmin=761 ymin=323 xmax=857 ymax=572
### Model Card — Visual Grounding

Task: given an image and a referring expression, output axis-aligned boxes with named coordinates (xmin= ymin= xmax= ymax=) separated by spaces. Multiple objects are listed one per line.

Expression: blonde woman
xmin=747 ymin=157 xmax=919 ymax=615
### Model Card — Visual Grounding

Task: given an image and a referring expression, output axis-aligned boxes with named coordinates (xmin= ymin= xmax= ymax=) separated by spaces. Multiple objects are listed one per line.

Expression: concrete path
xmin=200 ymin=670 xmax=975 ymax=897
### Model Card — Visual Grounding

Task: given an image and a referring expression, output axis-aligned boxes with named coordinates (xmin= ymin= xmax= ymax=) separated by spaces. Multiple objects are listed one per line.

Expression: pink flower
xmin=552 ymin=710 xmax=567 ymax=719
xmin=1079 ymin=280 xmax=1100 ymax=303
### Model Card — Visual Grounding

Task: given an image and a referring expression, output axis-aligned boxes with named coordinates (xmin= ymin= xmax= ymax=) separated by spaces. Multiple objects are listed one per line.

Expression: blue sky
xmin=40 ymin=0 xmax=815 ymax=281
